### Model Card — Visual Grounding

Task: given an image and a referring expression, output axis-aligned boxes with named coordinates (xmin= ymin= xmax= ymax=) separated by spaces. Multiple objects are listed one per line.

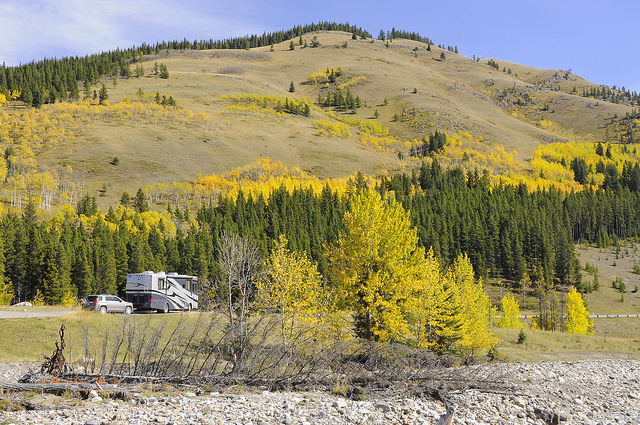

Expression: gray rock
xmin=375 ymin=401 xmax=392 ymax=412
xmin=332 ymin=398 xmax=348 ymax=409
xmin=513 ymin=396 xmax=526 ymax=407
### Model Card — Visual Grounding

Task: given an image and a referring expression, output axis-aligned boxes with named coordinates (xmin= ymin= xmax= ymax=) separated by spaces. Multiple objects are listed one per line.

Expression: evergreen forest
xmin=2 ymin=162 xmax=639 ymax=307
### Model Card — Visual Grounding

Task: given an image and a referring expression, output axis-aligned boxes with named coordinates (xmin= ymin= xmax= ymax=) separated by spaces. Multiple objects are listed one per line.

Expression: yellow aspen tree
xmin=405 ymin=248 xmax=464 ymax=351
xmin=256 ymin=235 xmax=323 ymax=347
xmin=0 ymin=156 xmax=7 ymax=182
xmin=326 ymin=190 xmax=424 ymax=342
xmin=498 ymin=294 xmax=523 ymax=329
xmin=0 ymin=280 xmax=14 ymax=306
xmin=565 ymin=286 xmax=594 ymax=335
xmin=60 ymin=291 xmax=79 ymax=307
xmin=447 ymin=253 xmax=498 ymax=360
xmin=31 ymin=289 xmax=45 ymax=306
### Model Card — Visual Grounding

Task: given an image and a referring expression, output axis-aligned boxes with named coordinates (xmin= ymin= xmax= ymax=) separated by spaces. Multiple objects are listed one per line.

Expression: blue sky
xmin=1 ymin=0 xmax=639 ymax=92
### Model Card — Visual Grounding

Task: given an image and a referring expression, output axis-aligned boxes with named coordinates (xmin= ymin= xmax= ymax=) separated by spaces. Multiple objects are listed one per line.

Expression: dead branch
xmin=437 ymin=408 xmax=456 ymax=425
xmin=43 ymin=324 xmax=67 ymax=376
xmin=0 ymin=381 xmax=129 ymax=397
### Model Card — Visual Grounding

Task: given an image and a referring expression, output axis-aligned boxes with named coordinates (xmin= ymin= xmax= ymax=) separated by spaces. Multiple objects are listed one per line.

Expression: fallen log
xmin=0 ymin=381 xmax=130 ymax=397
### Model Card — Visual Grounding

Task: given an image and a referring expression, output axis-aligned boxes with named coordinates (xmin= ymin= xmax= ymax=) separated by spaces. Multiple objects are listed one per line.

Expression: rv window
xmin=158 ymin=278 xmax=165 ymax=290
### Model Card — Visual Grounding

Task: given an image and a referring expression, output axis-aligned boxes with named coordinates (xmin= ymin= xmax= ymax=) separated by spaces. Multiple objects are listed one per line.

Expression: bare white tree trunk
xmin=216 ymin=231 xmax=263 ymax=372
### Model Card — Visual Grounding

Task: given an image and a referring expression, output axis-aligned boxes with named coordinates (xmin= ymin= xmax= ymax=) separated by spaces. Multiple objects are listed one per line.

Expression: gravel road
xmin=0 ymin=310 xmax=77 ymax=319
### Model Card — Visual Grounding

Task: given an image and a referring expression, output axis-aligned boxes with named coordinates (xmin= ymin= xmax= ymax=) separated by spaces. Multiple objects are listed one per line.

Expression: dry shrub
xmin=218 ymin=66 xmax=246 ymax=75
xmin=207 ymin=51 xmax=270 ymax=61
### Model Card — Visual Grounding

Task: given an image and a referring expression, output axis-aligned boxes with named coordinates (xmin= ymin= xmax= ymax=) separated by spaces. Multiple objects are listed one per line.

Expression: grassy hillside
xmin=1 ymin=30 xmax=637 ymax=213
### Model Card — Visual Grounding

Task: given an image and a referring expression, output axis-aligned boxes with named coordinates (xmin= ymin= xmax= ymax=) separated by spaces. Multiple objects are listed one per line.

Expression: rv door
xmin=158 ymin=277 xmax=166 ymax=293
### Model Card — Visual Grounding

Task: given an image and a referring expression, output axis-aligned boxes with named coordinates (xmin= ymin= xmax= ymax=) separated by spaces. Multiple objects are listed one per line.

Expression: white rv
xmin=126 ymin=271 xmax=198 ymax=313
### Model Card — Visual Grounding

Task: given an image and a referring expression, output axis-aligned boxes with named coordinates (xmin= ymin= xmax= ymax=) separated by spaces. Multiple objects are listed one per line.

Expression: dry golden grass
xmin=2 ymin=307 xmax=639 ymax=363
xmin=0 ymin=310 xmax=207 ymax=362
xmin=24 ymin=30 xmax=636 ymax=212
xmin=486 ymin=241 xmax=640 ymax=361
xmin=579 ymin=242 xmax=640 ymax=314
xmin=495 ymin=325 xmax=640 ymax=362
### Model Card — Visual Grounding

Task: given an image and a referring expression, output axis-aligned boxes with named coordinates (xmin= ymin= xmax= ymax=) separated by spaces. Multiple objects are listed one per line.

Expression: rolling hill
xmin=1 ymin=29 xmax=638 ymax=213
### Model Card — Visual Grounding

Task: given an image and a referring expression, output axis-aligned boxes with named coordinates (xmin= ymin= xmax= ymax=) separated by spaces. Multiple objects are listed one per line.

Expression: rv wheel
xmin=163 ymin=303 xmax=169 ymax=314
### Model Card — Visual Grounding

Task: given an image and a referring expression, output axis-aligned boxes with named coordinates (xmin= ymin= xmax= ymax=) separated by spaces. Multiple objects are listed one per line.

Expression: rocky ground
xmin=0 ymin=359 xmax=639 ymax=425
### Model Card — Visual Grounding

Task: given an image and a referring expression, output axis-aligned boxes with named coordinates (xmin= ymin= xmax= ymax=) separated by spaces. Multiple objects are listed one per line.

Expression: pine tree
xmin=98 ymin=84 xmax=108 ymax=105
xmin=602 ymin=163 xmax=621 ymax=192
xmin=92 ymin=217 xmax=117 ymax=295
xmin=570 ymin=157 xmax=589 ymax=184
xmin=289 ymin=81 xmax=295 ymax=93
xmin=134 ymin=188 xmax=149 ymax=213
xmin=42 ymin=237 xmax=73 ymax=304
xmin=32 ymin=89 xmax=43 ymax=108
xmin=113 ymin=226 xmax=130 ymax=295
xmin=120 ymin=192 xmax=131 ymax=207
xmin=71 ymin=232 xmax=95 ymax=297
xmin=23 ymin=204 xmax=45 ymax=301
xmin=159 ymin=63 xmax=169 ymax=79
xmin=77 ymin=194 xmax=98 ymax=217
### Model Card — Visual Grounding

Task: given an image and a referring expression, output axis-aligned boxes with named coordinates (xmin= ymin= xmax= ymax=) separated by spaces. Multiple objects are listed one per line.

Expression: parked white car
xmin=82 ymin=294 xmax=133 ymax=314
